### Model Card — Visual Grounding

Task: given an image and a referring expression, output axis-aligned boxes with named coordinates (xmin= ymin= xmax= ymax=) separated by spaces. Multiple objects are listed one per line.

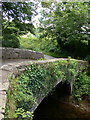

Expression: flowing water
xmin=33 ymin=82 xmax=90 ymax=120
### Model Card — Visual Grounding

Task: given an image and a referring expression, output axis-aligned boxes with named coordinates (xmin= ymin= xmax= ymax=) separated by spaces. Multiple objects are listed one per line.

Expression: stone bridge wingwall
xmin=0 ymin=47 xmax=44 ymax=59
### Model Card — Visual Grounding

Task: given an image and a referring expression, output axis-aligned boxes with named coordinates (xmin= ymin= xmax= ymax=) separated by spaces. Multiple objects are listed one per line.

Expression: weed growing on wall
xmin=5 ymin=59 xmax=88 ymax=119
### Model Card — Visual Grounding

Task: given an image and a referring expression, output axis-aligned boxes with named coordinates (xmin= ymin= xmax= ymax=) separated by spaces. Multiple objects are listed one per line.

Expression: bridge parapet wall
xmin=0 ymin=47 xmax=44 ymax=59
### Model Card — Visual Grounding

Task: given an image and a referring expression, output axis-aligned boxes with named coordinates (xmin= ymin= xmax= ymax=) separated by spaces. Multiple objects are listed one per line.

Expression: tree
xmin=2 ymin=2 xmax=35 ymax=48
xmin=40 ymin=2 xmax=90 ymax=58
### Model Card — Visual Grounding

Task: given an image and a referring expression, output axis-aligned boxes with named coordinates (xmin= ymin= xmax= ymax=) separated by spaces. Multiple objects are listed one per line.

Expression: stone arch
xmin=33 ymin=81 xmax=71 ymax=119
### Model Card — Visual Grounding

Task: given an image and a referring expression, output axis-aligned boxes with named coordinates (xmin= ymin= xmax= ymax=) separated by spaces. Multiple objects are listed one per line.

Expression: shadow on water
xmin=33 ymin=82 xmax=90 ymax=120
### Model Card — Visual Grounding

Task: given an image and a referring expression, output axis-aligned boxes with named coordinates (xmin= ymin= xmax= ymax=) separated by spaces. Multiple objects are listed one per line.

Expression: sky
xmin=31 ymin=2 xmax=42 ymax=28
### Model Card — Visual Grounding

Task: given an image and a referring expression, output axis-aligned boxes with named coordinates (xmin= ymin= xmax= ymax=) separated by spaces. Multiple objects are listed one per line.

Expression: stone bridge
xmin=0 ymin=48 xmax=89 ymax=119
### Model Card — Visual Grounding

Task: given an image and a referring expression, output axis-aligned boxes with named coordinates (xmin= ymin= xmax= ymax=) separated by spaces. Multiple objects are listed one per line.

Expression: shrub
xmin=2 ymin=34 xmax=20 ymax=48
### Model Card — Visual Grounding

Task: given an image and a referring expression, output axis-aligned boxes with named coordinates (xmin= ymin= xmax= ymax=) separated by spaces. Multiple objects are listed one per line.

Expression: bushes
xmin=20 ymin=33 xmax=39 ymax=51
xmin=2 ymin=34 xmax=20 ymax=48
xmin=19 ymin=32 xmax=61 ymax=58
xmin=73 ymin=69 xmax=90 ymax=101
xmin=85 ymin=55 xmax=90 ymax=62
xmin=2 ymin=21 xmax=20 ymax=48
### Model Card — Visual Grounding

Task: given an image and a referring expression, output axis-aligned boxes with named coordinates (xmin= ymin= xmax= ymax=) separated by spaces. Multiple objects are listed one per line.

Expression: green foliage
xmin=73 ymin=71 xmax=90 ymax=101
xmin=2 ymin=1 xmax=90 ymax=58
xmin=2 ymin=34 xmax=20 ymax=48
xmin=19 ymin=31 xmax=74 ymax=58
xmin=2 ymin=2 xmax=35 ymax=34
xmin=2 ymin=2 xmax=35 ymax=48
xmin=40 ymin=2 xmax=90 ymax=58
xmin=39 ymin=35 xmax=58 ymax=53
xmin=15 ymin=108 xmax=33 ymax=119
xmin=85 ymin=55 xmax=90 ymax=62
xmin=5 ymin=59 xmax=79 ymax=119
xmin=20 ymin=32 xmax=40 ymax=51
xmin=20 ymin=31 xmax=61 ymax=57
xmin=2 ymin=21 xmax=20 ymax=48
xmin=19 ymin=2 xmax=89 ymax=59
xmin=2 ymin=2 xmax=32 ymax=26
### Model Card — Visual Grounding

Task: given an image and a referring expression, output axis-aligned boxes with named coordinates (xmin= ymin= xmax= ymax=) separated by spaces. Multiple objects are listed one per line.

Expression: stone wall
xmin=0 ymin=47 xmax=44 ymax=59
